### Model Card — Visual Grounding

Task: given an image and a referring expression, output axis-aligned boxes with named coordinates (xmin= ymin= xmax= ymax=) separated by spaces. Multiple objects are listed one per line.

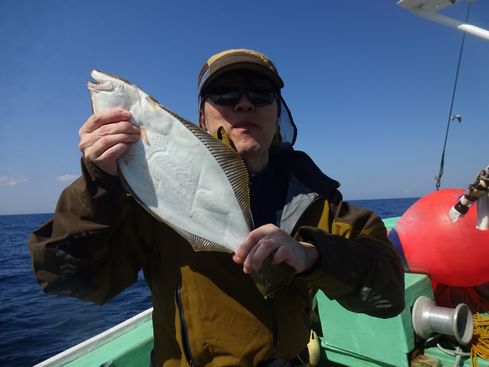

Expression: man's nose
xmin=234 ymin=94 xmax=255 ymax=112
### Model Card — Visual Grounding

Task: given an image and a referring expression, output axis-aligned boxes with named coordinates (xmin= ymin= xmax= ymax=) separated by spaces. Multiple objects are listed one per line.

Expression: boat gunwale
xmin=34 ymin=307 xmax=153 ymax=366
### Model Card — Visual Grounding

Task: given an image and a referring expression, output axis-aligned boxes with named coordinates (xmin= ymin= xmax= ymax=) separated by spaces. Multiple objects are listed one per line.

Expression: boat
xmin=33 ymin=215 xmax=488 ymax=367
xmin=35 ymin=1 xmax=489 ymax=366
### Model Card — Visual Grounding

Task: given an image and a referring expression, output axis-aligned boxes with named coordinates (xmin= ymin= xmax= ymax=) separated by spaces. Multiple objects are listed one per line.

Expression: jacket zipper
xmin=175 ymin=281 xmax=195 ymax=366
xmin=268 ymin=297 xmax=279 ymax=358
xmin=267 ymin=194 xmax=324 ymax=359
xmin=257 ymin=192 xmax=316 ymax=358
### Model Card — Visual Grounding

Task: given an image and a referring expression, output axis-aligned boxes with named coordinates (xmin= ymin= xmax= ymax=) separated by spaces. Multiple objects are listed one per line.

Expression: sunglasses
xmin=203 ymin=89 xmax=277 ymax=106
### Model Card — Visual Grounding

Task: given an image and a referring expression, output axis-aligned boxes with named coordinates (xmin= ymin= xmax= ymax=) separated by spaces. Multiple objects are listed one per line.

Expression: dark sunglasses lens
xmin=208 ymin=90 xmax=276 ymax=106
xmin=248 ymin=91 xmax=275 ymax=105
xmin=210 ymin=91 xmax=241 ymax=106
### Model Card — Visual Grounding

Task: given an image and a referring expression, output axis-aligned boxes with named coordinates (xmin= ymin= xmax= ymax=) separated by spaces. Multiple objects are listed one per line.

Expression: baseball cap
xmin=198 ymin=49 xmax=284 ymax=94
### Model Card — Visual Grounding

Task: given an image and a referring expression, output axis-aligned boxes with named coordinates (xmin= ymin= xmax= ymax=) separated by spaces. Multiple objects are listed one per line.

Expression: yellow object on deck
xmin=472 ymin=313 xmax=489 ymax=366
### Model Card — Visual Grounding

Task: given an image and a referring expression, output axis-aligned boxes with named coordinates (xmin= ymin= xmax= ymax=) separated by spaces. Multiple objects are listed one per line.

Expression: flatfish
xmin=87 ymin=70 xmax=252 ymax=254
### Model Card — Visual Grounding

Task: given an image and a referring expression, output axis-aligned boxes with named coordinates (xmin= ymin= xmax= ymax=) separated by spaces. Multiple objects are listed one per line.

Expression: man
xmin=29 ymin=49 xmax=405 ymax=366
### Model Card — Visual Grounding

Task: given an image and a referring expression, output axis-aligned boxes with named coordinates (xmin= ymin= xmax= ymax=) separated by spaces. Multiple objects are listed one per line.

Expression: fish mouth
xmin=87 ymin=79 xmax=114 ymax=92
xmin=88 ymin=70 xmax=115 ymax=92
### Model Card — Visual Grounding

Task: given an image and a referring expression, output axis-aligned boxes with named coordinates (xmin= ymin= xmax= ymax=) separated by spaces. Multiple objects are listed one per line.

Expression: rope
xmin=433 ymin=343 xmax=468 ymax=367
xmin=435 ymin=1 xmax=472 ymax=191
xmin=471 ymin=313 xmax=489 ymax=366
xmin=436 ymin=343 xmax=471 ymax=357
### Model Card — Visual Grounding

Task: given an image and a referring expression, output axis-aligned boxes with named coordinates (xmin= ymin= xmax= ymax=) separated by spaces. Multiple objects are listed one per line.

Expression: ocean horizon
xmin=0 ymin=196 xmax=422 ymax=217
xmin=0 ymin=197 xmax=419 ymax=366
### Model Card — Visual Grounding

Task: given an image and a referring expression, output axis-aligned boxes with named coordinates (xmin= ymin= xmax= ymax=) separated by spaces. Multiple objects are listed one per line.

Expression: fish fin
xmin=146 ymin=95 xmax=162 ymax=112
xmin=176 ymin=229 xmax=233 ymax=253
xmin=151 ymin=101 xmax=252 ymax=233
xmin=251 ymin=261 xmax=296 ymax=299
xmin=183 ymin=121 xmax=253 ymax=232
xmin=140 ymin=127 xmax=150 ymax=146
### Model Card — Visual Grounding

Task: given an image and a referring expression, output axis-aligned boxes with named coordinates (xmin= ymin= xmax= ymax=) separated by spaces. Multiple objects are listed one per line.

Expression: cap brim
xmin=200 ymin=62 xmax=284 ymax=94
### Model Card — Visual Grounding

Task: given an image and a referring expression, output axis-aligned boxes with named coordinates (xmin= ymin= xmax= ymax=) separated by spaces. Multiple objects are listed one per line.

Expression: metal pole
xmin=412 ymin=8 xmax=489 ymax=41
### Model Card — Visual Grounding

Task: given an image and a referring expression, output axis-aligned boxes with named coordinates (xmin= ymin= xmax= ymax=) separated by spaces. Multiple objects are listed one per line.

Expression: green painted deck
xmin=382 ymin=216 xmax=400 ymax=231
xmin=317 ymin=273 xmax=434 ymax=367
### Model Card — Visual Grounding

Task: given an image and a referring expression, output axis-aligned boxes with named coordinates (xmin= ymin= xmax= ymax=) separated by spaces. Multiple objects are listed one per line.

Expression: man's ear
xmin=271 ymin=120 xmax=282 ymax=146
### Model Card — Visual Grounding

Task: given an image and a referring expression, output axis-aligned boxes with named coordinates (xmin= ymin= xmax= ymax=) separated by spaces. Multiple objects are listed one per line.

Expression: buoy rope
xmin=471 ymin=313 xmax=489 ymax=366
xmin=435 ymin=1 xmax=472 ymax=191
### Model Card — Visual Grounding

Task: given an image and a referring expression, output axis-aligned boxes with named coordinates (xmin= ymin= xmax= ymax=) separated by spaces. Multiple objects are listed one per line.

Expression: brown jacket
xmin=29 ymin=149 xmax=405 ymax=366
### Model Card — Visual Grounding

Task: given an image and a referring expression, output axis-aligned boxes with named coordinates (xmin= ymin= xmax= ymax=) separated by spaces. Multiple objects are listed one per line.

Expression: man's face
xmin=200 ymin=71 xmax=279 ymax=162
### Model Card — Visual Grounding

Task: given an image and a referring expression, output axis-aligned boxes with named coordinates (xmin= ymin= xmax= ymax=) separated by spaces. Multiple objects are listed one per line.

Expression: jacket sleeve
xmin=28 ymin=159 xmax=153 ymax=304
xmin=295 ymin=192 xmax=405 ymax=318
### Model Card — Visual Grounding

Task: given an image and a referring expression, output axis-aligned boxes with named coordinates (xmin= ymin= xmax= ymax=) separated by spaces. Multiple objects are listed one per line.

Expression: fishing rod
xmin=397 ymin=0 xmax=489 ymax=189
xmin=434 ymin=1 xmax=471 ymax=191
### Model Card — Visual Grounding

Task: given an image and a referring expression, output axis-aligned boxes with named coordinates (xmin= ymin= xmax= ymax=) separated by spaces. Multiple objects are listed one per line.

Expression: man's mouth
xmin=234 ymin=120 xmax=257 ymax=129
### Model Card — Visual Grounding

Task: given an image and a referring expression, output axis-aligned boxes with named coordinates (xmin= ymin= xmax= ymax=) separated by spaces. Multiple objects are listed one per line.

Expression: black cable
xmin=435 ymin=2 xmax=472 ymax=190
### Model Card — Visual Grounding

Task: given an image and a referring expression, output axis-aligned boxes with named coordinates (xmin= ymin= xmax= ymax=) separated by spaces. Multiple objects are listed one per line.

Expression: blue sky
xmin=1 ymin=0 xmax=488 ymax=215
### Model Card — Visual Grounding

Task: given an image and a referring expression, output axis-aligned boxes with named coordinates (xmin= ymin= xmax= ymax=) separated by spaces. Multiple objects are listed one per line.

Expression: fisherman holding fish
xmin=29 ymin=49 xmax=405 ymax=366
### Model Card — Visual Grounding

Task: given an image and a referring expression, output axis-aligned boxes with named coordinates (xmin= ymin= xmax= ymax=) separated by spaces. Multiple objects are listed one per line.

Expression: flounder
xmin=87 ymin=70 xmax=294 ymax=297
xmin=88 ymin=70 xmax=252 ymax=254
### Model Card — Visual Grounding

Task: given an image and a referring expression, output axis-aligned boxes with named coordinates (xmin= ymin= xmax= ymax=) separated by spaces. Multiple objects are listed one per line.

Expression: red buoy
xmin=388 ymin=189 xmax=489 ymax=287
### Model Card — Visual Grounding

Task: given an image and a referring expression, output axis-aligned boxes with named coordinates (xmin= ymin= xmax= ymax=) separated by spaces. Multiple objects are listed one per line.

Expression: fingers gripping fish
xmin=87 ymin=70 xmax=253 ymax=254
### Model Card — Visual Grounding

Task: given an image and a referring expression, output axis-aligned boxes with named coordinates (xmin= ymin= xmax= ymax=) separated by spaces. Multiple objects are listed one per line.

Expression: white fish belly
xmin=89 ymin=71 xmax=250 ymax=253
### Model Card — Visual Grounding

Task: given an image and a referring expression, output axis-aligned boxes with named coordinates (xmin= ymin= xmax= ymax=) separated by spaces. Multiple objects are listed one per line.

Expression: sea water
xmin=0 ymin=197 xmax=418 ymax=366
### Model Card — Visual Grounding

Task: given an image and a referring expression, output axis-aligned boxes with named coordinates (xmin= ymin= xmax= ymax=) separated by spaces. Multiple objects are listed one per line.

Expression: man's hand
xmin=79 ymin=108 xmax=140 ymax=176
xmin=233 ymin=224 xmax=319 ymax=274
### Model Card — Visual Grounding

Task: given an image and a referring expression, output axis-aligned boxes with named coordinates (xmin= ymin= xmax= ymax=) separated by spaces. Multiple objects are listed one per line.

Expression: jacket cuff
xmin=293 ymin=226 xmax=362 ymax=297
xmin=55 ymin=158 xmax=129 ymax=223
xmin=293 ymin=228 xmax=326 ymax=283
xmin=82 ymin=158 xmax=124 ymax=192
